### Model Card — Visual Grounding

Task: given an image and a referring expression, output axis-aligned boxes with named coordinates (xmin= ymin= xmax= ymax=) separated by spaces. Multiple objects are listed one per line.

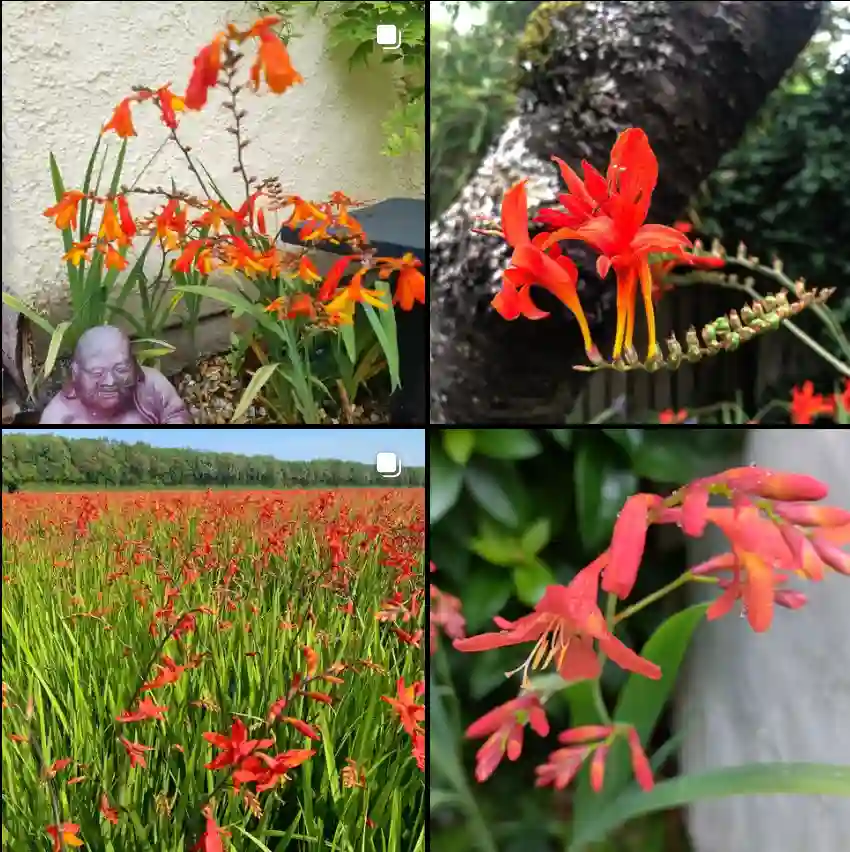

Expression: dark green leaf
xmin=521 ymin=518 xmax=551 ymax=557
xmin=430 ymin=444 xmax=464 ymax=523
xmin=474 ymin=429 xmax=542 ymax=460
xmin=464 ymin=460 xmax=526 ymax=528
xmin=513 ymin=559 xmax=554 ymax=606
xmin=574 ymin=438 xmax=638 ymax=552
xmin=461 ymin=572 xmax=513 ymax=632
xmin=443 ymin=430 xmax=476 ymax=465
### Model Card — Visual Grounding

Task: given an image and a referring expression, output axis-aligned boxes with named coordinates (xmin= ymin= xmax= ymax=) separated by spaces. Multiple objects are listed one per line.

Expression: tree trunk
xmin=429 ymin=0 xmax=825 ymax=424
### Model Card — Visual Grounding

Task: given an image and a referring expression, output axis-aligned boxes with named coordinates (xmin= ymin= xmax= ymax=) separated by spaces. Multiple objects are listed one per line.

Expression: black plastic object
xmin=278 ymin=198 xmax=426 ymax=424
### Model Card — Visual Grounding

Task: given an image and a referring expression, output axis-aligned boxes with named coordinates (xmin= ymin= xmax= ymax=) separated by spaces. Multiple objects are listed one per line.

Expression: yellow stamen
xmin=639 ymin=259 xmax=659 ymax=359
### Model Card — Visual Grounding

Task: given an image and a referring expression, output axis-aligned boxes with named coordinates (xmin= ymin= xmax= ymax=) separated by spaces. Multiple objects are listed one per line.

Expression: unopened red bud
xmin=773 ymin=503 xmax=850 ymax=528
xmin=810 ymin=536 xmax=850 ymax=576
xmin=775 ymin=589 xmax=807 ymax=610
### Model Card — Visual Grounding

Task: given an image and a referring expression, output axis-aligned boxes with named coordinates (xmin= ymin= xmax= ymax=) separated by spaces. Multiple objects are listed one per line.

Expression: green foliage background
xmin=430 ymin=428 xmax=746 ymax=851
xmin=257 ymin=1 xmax=426 ymax=156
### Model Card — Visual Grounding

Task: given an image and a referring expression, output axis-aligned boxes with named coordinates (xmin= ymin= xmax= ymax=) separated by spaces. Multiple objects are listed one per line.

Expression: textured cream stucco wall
xmin=1 ymin=0 xmax=424 ymax=319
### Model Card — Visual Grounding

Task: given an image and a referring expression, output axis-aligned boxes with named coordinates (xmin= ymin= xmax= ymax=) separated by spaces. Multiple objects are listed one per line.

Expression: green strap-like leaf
xmin=568 ymin=762 xmax=850 ymax=851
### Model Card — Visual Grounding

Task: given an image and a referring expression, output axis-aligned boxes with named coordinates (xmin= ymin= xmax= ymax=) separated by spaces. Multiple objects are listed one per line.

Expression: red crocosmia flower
xmin=790 ymin=380 xmax=836 ymax=424
xmin=282 ymin=717 xmax=321 ymax=740
xmin=603 ymin=493 xmax=664 ymax=599
xmin=191 ymin=805 xmax=230 ymax=852
xmin=304 ymin=691 xmax=334 ymax=704
xmin=173 ymin=239 xmax=206 ymax=274
xmin=116 ymin=195 xmax=136 ymax=238
xmin=318 ymin=256 xmax=357 ymax=300
xmin=412 ymin=729 xmax=425 ymax=771
xmin=44 ymin=757 xmax=72 ymax=778
xmin=303 ymin=645 xmax=319 ymax=676
xmin=465 ymin=694 xmax=549 ymax=782
xmin=184 ymin=36 xmax=224 ymax=111
xmin=658 ymin=408 xmax=688 ymax=424
xmin=203 ymin=718 xmax=274 ymax=770
xmin=100 ymin=793 xmax=119 ymax=825
xmin=506 ymin=241 xmax=598 ymax=357
xmin=232 ymin=748 xmax=315 ymax=792
xmin=771 ymin=502 xmax=850 ymax=528
xmin=430 ymin=584 xmax=466 ymax=654
xmin=454 ymin=557 xmax=661 ymax=684
xmin=102 ymin=97 xmax=137 ymax=138
xmin=695 ymin=506 xmax=818 ymax=631
xmin=626 ymin=726 xmax=654 ymax=791
xmin=156 ymin=85 xmax=185 ymax=129
xmin=250 ymin=29 xmax=303 ymax=94
xmin=695 ymin=466 xmax=829 ymax=503
xmin=119 ymin=736 xmax=153 ymax=768
xmin=541 ymin=129 xmax=692 ymax=359
xmin=502 ymin=179 xmax=532 ymax=247
xmin=116 ymin=696 xmax=168 ymax=723
xmin=381 ymin=678 xmax=425 ymax=736
xmin=143 ymin=654 xmax=187 ymax=691
xmin=809 ymin=534 xmax=850 ymax=576
xmin=46 ymin=822 xmax=84 ymax=851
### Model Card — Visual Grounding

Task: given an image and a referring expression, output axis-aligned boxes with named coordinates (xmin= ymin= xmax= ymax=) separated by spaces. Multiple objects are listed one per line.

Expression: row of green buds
xmin=575 ymin=280 xmax=836 ymax=373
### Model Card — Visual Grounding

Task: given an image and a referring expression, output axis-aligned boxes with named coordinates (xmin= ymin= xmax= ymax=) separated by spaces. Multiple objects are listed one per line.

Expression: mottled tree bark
xmin=430 ymin=0 xmax=825 ymax=424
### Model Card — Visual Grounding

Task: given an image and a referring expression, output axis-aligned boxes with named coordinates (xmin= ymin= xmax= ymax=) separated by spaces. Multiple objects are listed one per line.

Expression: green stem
xmin=613 ymin=571 xmax=717 ymax=625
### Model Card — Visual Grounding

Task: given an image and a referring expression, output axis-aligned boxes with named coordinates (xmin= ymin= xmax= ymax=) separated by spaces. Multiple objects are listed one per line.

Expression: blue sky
xmin=5 ymin=429 xmax=426 ymax=466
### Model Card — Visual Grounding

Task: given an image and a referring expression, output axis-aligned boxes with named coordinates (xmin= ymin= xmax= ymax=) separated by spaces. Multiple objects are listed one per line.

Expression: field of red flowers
xmin=1 ymin=488 xmax=425 ymax=851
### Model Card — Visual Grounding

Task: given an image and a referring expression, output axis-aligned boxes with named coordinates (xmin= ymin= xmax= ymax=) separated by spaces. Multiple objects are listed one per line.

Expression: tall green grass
xmin=1 ymin=491 xmax=424 ymax=851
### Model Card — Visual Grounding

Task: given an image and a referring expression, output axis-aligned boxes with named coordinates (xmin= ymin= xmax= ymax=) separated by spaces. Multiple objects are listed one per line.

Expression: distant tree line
xmin=1 ymin=434 xmax=426 ymax=490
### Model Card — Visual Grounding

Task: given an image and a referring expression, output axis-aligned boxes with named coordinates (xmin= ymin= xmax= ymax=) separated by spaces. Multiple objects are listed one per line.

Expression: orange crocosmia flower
xmin=44 ymin=190 xmax=86 ymax=231
xmin=325 ymin=268 xmax=388 ymax=313
xmin=102 ymin=97 xmax=137 ymax=138
xmin=119 ymin=736 xmax=153 ymax=768
xmin=99 ymin=202 xmax=124 ymax=243
xmin=184 ymin=36 xmax=224 ymax=111
xmin=790 ymin=380 xmax=836 ymax=424
xmin=196 ymin=200 xmax=240 ymax=233
xmin=250 ymin=30 xmax=304 ymax=94
xmin=376 ymin=254 xmax=426 ymax=311
xmin=282 ymin=717 xmax=321 ymax=740
xmin=303 ymin=645 xmax=319 ymax=676
xmin=465 ymin=694 xmax=549 ymax=782
xmin=156 ymin=85 xmax=185 ymax=130
xmin=102 ymin=244 xmax=129 ymax=271
xmin=100 ymin=793 xmax=119 ymax=825
xmin=298 ymin=255 xmax=322 ymax=283
xmin=116 ymin=696 xmax=168 ymax=723
xmin=232 ymin=748 xmax=315 ymax=793
xmin=63 ymin=235 xmax=95 ymax=266
xmin=46 ymin=822 xmax=84 ymax=851
xmin=381 ymin=678 xmax=424 ymax=736
xmin=455 ymin=557 xmax=661 ymax=684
